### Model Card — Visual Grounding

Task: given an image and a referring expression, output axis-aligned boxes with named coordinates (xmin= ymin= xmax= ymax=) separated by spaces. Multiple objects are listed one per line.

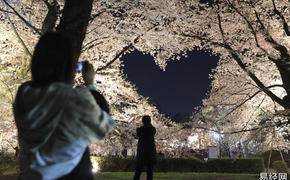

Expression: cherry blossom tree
xmin=198 ymin=0 xmax=290 ymax=154
xmin=0 ymin=0 xmax=185 ymax=156
xmin=0 ymin=0 xmax=289 ymax=156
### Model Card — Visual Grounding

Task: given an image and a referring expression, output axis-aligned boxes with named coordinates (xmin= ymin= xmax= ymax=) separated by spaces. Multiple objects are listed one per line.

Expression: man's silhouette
xmin=133 ymin=115 xmax=156 ymax=180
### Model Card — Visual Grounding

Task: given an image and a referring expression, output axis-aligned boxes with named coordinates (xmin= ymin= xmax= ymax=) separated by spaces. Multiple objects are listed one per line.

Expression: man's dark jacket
xmin=136 ymin=124 xmax=156 ymax=162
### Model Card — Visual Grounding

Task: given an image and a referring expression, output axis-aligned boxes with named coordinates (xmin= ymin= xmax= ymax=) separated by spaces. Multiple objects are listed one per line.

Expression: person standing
xmin=133 ymin=115 xmax=156 ymax=180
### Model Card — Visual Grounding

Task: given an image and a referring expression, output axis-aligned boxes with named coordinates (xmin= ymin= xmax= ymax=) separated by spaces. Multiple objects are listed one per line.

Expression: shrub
xmin=92 ymin=156 xmax=264 ymax=174
xmin=272 ymin=160 xmax=288 ymax=173
xmin=205 ymin=158 xmax=264 ymax=173
xmin=93 ymin=156 xmax=135 ymax=172
xmin=206 ymin=158 xmax=234 ymax=172
xmin=154 ymin=157 xmax=204 ymax=172
xmin=259 ymin=150 xmax=282 ymax=168
xmin=233 ymin=158 xmax=264 ymax=174
xmin=0 ymin=153 xmax=18 ymax=173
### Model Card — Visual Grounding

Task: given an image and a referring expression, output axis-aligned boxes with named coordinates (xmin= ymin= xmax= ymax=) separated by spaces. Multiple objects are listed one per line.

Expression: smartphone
xmin=76 ymin=62 xmax=83 ymax=72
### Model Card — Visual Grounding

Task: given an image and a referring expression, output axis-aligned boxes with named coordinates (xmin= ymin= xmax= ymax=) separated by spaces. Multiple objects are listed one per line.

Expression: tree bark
xmin=275 ymin=63 xmax=290 ymax=99
xmin=267 ymin=148 xmax=272 ymax=173
xmin=279 ymin=149 xmax=285 ymax=162
xmin=41 ymin=0 xmax=60 ymax=34
xmin=56 ymin=0 xmax=93 ymax=61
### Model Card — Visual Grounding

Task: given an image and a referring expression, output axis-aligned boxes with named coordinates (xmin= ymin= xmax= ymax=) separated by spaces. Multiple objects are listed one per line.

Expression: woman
xmin=13 ymin=32 xmax=114 ymax=180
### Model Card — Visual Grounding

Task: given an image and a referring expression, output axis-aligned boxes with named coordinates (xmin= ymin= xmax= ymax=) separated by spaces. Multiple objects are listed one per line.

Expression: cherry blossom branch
xmin=193 ymin=125 xmax=259 ymax=135
xmin=180 ymin=31 xmax=284 ymax=107
xmin=86 ymin=9 xmax=115 ymax=33
xmin=0 ymin=79 xmax=14 ymax=103
xmin=8 ymin=16 xmax=32 ymax=76
xmin=96 ymin=24 xmax=158 ymax=72
xmin=226 ymin=0 xmax=274 ymax=59
xmin=217 ymin=5 xmax=226 ymax=43
xmin=221 ymin=85 xmax=283 ymax=120
xmin=95 ymin=40 xmax=135 ymax=72
xmin=194 ymin=120 xmax=288 ymax=135
xmin=8 ymin=17 xmax=32 ymax=57
xmin=271 ymin=0 xmax=289 ymax=36
xmin=254 ymin=11 xmax=289 ymax=61
xmin=114 ymin=119 xmax=130 ymax=124
xmin=0 ymin=7 xmax=13 ymax=13
xmin=81 ymin=36 xmax=110 ymax=52
xmin=89 ymin=9 xmax=106 ymax=22
xmin=225 ymin=44 xmax=284 ymax=107
xmin=215 ymin=11 xmax=285 ymax=107
xmin=240 ymin=95 xmax=266 ymax=131
xmin=3 ymin=0 xmax=41 ymax=35
xmin=253 ymin=10 xmax=290 ymax=94
xmin=227 ymin=2 xmax=290 ymax=96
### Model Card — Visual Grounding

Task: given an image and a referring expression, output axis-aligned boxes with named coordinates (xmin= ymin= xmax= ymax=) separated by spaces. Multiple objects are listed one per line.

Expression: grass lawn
xmin=0 ymin=171 xmax=260 ymax=180
xmin=94 ymin=172 xmax=260 ymax=180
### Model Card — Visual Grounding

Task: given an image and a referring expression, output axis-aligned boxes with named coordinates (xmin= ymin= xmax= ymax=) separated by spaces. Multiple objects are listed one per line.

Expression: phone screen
xmin=76 ymin=62 xmax=83 ymax=72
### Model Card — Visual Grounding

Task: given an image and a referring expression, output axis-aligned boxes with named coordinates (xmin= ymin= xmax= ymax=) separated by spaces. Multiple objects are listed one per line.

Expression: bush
xmin=154 ymin=158 xmax=205 ymax=172
xmin=234 ymin=158 xmax=264 ymax=173
xmin=92 ymin=156 xmax=264 ymax=174
xmin=0 ymin=153 xmax=18 ymax=173
xmin=93 ymin=156 xmax=135 ymax=172
xmin=272 ymin=160 xmax=288 ymax=173
xmin=206 ymin=158 xmax=234 ymax=172
xmin=260 ymin=150 xmax=282 ymax=168
xmin=206 ymin=158 xmax=264 ymax=173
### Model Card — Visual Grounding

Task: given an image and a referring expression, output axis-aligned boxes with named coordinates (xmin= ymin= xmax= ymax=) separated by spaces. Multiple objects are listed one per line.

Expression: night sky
xmin=121 ymin=50 xmax=219 ymax=117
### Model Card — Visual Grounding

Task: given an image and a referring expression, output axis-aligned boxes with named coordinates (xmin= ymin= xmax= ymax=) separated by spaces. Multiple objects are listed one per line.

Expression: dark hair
xmin=31 ymin=32 xmax=75 ymax=86
xmin=142 ymin=115 xmax=151 ymax=125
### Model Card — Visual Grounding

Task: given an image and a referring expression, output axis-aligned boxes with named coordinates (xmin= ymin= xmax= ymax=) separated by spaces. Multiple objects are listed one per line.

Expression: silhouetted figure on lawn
xmin=134 ymin=115 xmax=156 ymax=180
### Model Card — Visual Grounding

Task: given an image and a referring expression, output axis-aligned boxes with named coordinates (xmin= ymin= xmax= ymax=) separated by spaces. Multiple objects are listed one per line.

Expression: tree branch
xmin=221 ymin=85 xmax=283 ymax=120
xmin=194 ymin=120 xmax=288 ymax=135
xmin=0 ymin=7 xmax=13 ymax=14
xmin=89 ymin=9 xmax=106 ymax=22
xmin=217 ymin=5 xmax=226 ymax=43
xmin=95 ymin=42 xmax=134 ymax=72
xmin=41 ymin=0 xmax=60 ymax=34
xmin=253 ymin=10 xmax=290 ymax=94
xmin=181 ymin=32 xmax=284 ymax=107
xmin=227 ymin=45 xmax=284 ymax=106
xmin=216 ymin=10 xmax=285 ymax=107
xmin=0 ymin=79 xmax=14 ymax=103
xmin=240 ymin=95 xmax=266 ymax=131
xmin=96 ymin=24 xmax=158 ymax=72
xmin=3 ymin=0 xmax=41 ymax=35
xmin=193 ymin=125 xmax=259 ymax=135
xmin=81 ymin=36 xmax=110 ymax=53
xmin=254 ymin=9 xmax=289 ymax=62
xmin=226 ymin=0 xmax=273 ymax=59
xmin=8 ymin=17 xmax=32 ymax=57
xmin=272 ymin=0 xmax=290 ymax=36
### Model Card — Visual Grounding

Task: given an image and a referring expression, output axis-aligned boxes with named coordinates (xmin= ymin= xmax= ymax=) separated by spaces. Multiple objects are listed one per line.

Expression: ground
xmin=0 ymin=172 xmax=263 ymax=180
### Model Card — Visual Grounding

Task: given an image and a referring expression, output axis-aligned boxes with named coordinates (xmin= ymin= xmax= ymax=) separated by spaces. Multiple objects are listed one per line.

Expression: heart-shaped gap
xmin=121 ymin=50 xmax=218 ymax=119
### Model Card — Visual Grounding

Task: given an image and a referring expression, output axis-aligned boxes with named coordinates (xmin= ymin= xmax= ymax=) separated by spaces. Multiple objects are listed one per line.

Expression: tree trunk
xmin=56 ymin=0 xmax=93 ymax=62
xmin=267 ymin=148 xmax=272 ymax=173
xmin=276 ymin=64 xmax=290 ymax=99
xmin=279 ymin=149 xmax=285 ymax=162
xmin=267 ymin=127 xmax=275 ymax=173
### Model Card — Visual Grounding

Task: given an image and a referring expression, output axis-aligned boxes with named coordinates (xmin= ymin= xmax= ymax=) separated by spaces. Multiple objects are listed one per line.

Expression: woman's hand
xmin=82 ymin=61 xmax=95 ymax=85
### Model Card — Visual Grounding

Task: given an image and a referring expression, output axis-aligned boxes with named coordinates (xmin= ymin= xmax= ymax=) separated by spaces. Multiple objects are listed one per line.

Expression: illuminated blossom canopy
xmin=0 ymin=0 xmax=289 ymax=154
